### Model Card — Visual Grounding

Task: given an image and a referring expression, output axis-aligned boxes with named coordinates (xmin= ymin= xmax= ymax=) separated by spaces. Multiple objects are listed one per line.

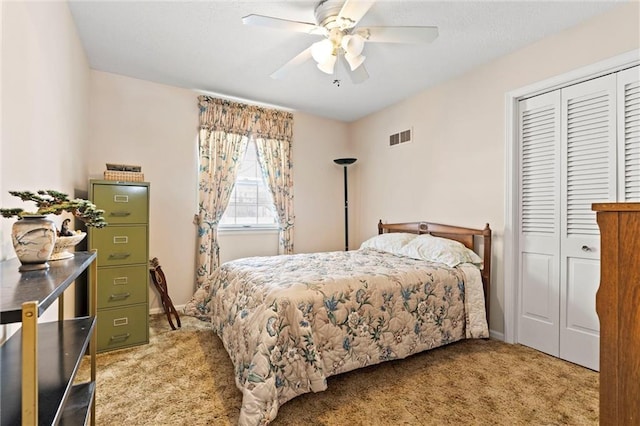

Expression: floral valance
xmin=198 ymin=95 xmax=293 ymax=141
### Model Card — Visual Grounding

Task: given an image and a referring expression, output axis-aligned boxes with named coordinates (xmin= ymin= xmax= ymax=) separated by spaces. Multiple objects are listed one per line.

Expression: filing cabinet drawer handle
xmin=114 ymin=195 xmax=129 ymax=203
xmin=113 ymin=276 xmax=129 ymax=285
xmin=110 ymin=211 xmax=132 ymax=217
xmin=113 ymin=317 xmax=129 ymax=327
xmin=113 ymin=236 xmax=129 ymax=244
xmin=109 ymin=292 xmax=131 ymax=301
xmin=108 ymin=253 xmax=131 ymax=260
xmin=109 ymin=333 xmax=131 ymax=342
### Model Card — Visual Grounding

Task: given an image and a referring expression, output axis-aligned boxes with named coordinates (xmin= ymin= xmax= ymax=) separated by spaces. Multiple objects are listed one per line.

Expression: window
xmin=220 ymin=139 xmax=278 ymax=228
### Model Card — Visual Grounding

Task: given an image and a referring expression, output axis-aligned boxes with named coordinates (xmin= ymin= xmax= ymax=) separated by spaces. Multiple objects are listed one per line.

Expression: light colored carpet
xmin=77 ymin=314 xmax=598 ymax=425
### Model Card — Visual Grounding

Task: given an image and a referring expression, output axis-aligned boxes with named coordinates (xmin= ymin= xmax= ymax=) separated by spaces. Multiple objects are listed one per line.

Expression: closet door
xmin=617 ymin=66 xmax=640 ymax=201
xmin=559 ymin=74 xmax=617 ymax=371
xmin=517 ymin=91 xmax=561 ymax=357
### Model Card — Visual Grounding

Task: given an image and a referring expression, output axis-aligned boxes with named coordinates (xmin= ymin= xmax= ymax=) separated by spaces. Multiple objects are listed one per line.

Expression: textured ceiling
xmin=68 ymin=0 xmax=625 ymax=122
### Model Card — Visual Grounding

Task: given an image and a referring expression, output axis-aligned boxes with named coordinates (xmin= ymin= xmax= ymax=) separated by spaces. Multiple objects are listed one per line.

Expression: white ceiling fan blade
xmin=358 ymin=26 xmax=439 ymax=44
xmin=348 ymin=61 xmax=369 ymax=84
xmin=270 ymin=47 xmax=313 ymax=80
xmin=242 ymin=14 xmax=325 ymax=35
xmin=337 ymin=0 xmax=375 ymax=29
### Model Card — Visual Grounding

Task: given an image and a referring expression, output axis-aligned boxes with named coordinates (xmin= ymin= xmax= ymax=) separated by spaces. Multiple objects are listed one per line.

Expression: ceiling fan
xmin=242 ymin=0 xmax=439 ymax=84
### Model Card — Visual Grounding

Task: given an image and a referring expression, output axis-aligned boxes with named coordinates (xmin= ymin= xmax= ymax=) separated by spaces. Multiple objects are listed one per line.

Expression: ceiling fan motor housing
xmin=315 ymin=0 xmax=352 ymax=30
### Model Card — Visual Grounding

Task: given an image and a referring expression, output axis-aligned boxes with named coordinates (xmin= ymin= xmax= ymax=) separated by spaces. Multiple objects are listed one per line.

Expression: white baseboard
xmin=489 ymin=329 xmax=505 ymax=341
xmin=149 ymin=304 xmax=186 ymax=315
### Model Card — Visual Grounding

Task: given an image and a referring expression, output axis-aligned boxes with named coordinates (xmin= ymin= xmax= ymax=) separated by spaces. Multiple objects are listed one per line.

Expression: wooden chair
xmin=149 ymin=257 xmax=181 ymax=330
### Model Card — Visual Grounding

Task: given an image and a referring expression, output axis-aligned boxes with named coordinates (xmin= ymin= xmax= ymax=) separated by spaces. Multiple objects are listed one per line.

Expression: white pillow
xmin=359 ymin=232 xmax=417 ymax=254
xmin=398 ymin=234 xmax=483 ymax=267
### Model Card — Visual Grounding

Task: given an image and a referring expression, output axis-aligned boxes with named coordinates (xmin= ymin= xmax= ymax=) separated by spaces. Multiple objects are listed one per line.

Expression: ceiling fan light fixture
xmin=311 ymin=39 xmax=334 ymax=64
xmin=341 ymin=33 xmax=365 ymax=56
xmin=317 ymin=54 xmax=337 ymax=74
xmin=243 ymin=0 xmax=439 ymax=83
xmin=345 ymin=52 xmax=366 ymax=71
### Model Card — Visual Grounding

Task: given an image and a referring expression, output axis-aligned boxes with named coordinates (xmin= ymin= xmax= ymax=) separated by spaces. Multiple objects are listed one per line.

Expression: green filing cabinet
xmin=89 ymin=180 xmax=150 ymax=352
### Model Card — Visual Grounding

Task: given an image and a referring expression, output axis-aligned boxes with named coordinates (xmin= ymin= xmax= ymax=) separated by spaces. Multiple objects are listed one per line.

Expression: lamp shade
xmin=334 ymin=158 xmax=357 ymax=165
xmin=311 ymin=39 xmax=334 ymax=64
xmin=341 ymin=34 xmax=365 ymax=56
xmin=345 ymin=53 xmax=365 ymax=71
xmin=317 ymin=54 xmax=337 ymax=74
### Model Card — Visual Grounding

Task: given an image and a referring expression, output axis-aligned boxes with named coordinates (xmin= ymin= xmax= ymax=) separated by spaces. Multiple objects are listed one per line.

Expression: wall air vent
xmin=389 ymin=127 xmax=413 ymax=147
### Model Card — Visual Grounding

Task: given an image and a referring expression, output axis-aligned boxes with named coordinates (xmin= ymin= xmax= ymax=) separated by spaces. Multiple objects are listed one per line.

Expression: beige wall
xmin=1 ymin=0 xmax=4 ymax=262
xmin=292 ymin=112 xmax=351 ymax=253
xmin=1 ymin=1 xmax=91 ymax=334
xmin=87 ymin=72 xmax=349 ymax=311
xmin=88 ymin=71 xmax=198 ymax=312
xmin=348 ymin=2 xmax=640 ymax=335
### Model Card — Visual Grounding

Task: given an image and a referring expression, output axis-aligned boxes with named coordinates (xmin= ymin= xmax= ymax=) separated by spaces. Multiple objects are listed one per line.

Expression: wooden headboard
xmin=378 ymin=220 xmax=492 ymax=323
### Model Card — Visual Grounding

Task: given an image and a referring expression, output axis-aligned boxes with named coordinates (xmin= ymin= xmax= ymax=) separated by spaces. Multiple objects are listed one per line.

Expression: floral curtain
xmin=256 ymin=137 xmax=294 ymax=254
xmin=193 ymin=95 xmax=294 ymax=283
xmin=195 ymin=128 xmax=247 ymax=283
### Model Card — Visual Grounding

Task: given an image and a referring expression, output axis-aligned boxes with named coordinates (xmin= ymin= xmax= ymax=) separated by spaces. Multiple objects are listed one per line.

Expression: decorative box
xmin=104 ymin=171 xmax=145 ymax=182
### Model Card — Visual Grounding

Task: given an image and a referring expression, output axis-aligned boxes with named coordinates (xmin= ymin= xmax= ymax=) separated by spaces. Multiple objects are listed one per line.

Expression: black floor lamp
xmin=334 ymin=158 xmax=357 ymax=251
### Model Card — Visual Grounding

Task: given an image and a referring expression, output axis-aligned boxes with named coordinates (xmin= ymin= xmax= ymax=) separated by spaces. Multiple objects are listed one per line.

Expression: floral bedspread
xmin=184 ymin=248 xmax=489 ymax=426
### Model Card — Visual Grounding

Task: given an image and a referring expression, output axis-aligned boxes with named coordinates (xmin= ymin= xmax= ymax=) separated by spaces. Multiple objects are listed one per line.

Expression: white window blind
xmin=220 ymin=139 xmax=278 ymax=227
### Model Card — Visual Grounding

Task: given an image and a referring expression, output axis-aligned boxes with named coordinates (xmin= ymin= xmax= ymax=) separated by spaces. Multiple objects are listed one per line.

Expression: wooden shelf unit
xmin=593 ymin=203 xmax=640 ymax=425
xmin=0 ymin=251 xmax=98 ymax=425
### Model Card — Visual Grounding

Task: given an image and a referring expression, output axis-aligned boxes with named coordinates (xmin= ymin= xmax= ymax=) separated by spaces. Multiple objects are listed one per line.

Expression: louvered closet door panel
xmin=618 ymin=66 xmax=640 ymax=201
xmin=559 ymin=74 xmax=617 ymax=371
xmin=518 ymin=90 xmax=561 ymax=357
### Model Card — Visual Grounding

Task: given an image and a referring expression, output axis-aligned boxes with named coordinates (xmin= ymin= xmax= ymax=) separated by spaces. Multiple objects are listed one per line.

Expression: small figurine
xmin=59 ymin=218 xmax=74 ymax=237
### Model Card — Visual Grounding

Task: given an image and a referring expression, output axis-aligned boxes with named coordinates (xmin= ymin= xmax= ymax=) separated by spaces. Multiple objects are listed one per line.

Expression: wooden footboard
xmin=378 ymin=220 xmax=492 ymax=325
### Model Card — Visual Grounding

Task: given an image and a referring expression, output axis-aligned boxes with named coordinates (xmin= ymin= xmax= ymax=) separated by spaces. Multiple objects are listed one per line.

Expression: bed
xmin=185 ymin=220 xmax=492 ymax=426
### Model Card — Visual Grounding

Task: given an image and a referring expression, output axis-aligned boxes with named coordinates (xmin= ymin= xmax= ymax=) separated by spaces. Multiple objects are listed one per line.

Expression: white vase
xmin=11 ymin=215 xmax=57 ymax=271
xmin=51 ymin=232 xmax=86 ymax=261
